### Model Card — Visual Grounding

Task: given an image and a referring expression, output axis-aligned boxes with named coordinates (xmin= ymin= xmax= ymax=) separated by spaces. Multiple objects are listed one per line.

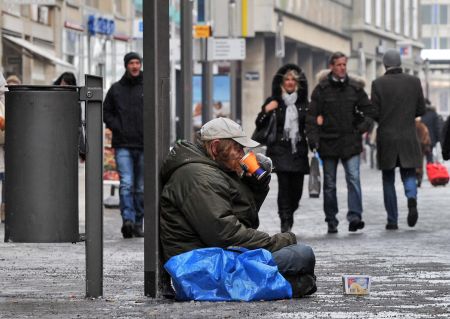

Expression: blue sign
xmin=88 ymin=15 xmax=115 ymax=36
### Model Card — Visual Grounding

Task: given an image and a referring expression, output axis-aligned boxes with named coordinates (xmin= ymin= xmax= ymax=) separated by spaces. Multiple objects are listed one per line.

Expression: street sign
xmin=207 ymin=38 xmax=245 ymax=61
xmin=193 ymin=25 xmax=211 ymax=39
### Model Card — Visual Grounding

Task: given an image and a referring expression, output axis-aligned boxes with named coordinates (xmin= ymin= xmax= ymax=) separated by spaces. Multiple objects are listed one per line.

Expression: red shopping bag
xmin=426 ymin=162 xmax=449 ymax=186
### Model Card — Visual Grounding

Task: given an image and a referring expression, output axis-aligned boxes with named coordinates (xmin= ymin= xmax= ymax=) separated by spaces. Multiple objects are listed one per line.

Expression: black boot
xmin=280 ymin=214 xmax=294 ymax=233
xmin=284 ymin=274 xmax=317 ymax=298
xmin=121 ymin=220 xmax=134 ymax=238
xmin=407 ymin=198 xmax=418 ymax=227
xmin=133 ymin=224 xmax=144 ymax=237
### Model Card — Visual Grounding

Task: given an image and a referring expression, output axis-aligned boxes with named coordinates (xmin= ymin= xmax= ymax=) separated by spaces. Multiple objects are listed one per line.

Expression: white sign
xmin=4 ymin=0 xmax=56 ymax=4
xmin=207 ymin=38 xmax=245 ymax=61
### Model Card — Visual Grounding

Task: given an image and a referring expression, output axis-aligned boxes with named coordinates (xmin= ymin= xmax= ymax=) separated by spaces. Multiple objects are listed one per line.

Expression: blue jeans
xmin=115 ymin=148 xmax=144 ymax=225
xmin=382 ymin=168 xmax=417 ymax=225
xmin=322 ymin=155 xmax=363 ymax=226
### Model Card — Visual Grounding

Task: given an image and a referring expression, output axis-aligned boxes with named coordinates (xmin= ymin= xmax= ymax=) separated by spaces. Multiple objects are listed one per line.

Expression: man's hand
xmin=316 ymin=115 xmax=323 ymax=126
xmin=256 ymin=153 xmax=273 ymax=173
xmin=242 ymin=153 xmax=272 ymax=190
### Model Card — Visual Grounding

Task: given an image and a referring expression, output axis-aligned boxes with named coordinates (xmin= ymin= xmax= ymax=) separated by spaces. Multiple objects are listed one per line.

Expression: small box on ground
xmin=342 ymin=275 xmax=371 ymax=295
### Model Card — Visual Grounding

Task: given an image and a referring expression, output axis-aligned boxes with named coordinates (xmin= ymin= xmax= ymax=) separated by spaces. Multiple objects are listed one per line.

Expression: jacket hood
xmin=160 ymin=140 xmax=218 ymax=185
xmin=316 ymin=69 xmax=366 ymax=89
xmin=271 ymin=63 xmax=308 ymax=100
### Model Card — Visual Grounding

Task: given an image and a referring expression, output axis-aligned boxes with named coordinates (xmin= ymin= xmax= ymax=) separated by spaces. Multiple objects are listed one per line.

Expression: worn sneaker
xmin=386 ymin=223 xmax=399 ymax=230
xmin=133 ymin=224 xmax=144 ymax=237
xmin=286 ymin=274 xmax=317 ymax=298
xmin=121 ymin=220 xmax=134 ymax=239
xmin=407 ymin=198 xmax=418 ymax=227
xmin=349 ymin=220 xmax=365 ymax=232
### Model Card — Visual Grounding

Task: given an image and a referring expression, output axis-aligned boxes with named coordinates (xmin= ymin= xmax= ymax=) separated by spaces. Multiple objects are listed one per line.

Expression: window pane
xmin=422 ymin=37 xmax=431 ymax=49
xmin=395 ymin=0 xmax=401 ymax=33
xmin=440 ymin=37 xmax=448 ymax=49
xmin=404 ymin=0 xmax=410 ymax=37
xmin=375 ymin=0 xmax=382 ymax=27
xmin=421 ymin=5 xmax=431 ymax=24
xmin=440 ymin=5 xmax=448 ymax=24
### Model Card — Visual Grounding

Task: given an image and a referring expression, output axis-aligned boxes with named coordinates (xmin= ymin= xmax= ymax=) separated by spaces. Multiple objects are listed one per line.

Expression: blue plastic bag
xmin=164 ymin=247 xmax=292 ymax=301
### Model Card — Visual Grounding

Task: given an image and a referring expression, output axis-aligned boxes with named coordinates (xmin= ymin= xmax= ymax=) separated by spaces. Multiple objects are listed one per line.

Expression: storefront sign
xmin=88 ymin=15 xmax=115 ymax=36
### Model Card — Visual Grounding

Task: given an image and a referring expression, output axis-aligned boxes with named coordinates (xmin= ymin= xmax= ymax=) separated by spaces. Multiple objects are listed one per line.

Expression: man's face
xmin=127 ymin=59 xmax=142 ymax=77
xmin=330 ymin=56 xmax=347 ymax=79
xmin=211 ymin=139 xmax=245 ymax=175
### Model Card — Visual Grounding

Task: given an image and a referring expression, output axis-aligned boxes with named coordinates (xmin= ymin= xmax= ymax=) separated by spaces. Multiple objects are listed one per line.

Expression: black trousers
xmin=276 ymin=172 xmax=305 ymax=221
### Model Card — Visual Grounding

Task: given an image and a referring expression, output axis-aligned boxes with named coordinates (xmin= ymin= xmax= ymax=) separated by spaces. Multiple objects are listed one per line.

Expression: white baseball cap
xmin=200 ymin=117 xmax=259 ymax=148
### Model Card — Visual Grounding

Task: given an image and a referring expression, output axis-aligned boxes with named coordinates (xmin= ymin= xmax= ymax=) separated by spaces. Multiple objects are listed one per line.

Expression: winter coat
xmin=371 ymin=68 xmax=426 ymax=170
xmin=255 ymin=64 xmax=309 ymax=173
xmin=421 ymin=107 xmax=440 ymax=147
xmin=159 ymin=140 xmax=297 ymax=263
xmin=306 ymin=71 xmax=373 ymax=160
xmin=103 ymin=71 xmax=143 ymax=149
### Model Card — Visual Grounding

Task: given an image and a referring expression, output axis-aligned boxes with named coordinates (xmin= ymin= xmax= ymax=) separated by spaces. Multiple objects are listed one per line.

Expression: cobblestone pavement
xmin=0 ymin=160 xmax=449 ymax=318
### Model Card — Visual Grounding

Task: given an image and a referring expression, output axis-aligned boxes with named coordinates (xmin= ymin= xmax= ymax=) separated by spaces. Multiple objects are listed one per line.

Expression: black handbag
xmin=308 ymin=152 xmax=321 ymax=198
xmin=251 ymin=112 xmax=277 ymax=146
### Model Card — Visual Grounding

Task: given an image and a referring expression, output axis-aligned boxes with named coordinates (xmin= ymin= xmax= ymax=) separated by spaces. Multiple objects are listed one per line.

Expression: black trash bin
xmin=4 ymin=85 xmax=80 ymax=243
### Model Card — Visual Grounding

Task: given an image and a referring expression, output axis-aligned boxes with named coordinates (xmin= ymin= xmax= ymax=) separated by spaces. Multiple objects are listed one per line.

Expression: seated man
xmin=160 ymin=117 xmax=316 ymax=298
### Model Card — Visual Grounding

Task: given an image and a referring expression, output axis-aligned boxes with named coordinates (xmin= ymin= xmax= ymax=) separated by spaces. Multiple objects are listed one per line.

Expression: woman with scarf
xmin=255 ymin=64 xmax=310 ymax=233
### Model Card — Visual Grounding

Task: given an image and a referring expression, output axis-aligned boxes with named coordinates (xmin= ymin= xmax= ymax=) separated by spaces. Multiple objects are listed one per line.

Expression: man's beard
xmin=214 ymin=142 xmax=243 ymax=175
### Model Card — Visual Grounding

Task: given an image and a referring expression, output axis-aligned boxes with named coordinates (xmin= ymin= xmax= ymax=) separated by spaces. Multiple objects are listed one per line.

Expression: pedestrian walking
xmin=103 ymin=52 xmax=144 ymax=238
xmin=160 ymin=117 xmax=317 ymax=298
xmin=415 ymin=118 xmax=431 ymax=187
xmin=254 ymin=64 xmax=310 ymax=233
xmin=370 ymin=49 xmax=426 ymax=230
xmin=53 ymin=72 xmax=76 ymax=86
xmin=421 ymin=99 xmax=441 ymax=163
xmin=306 ymin=51 xmax=373 ymax=234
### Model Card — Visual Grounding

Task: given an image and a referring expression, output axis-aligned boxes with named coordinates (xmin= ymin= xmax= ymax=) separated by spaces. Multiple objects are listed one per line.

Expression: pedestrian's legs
xmin=288 ymin=172 xmax=304 ymax=215
xmin=322 ymin=158 xmax=339 ymax=228
xmin=133 ymin=149 xmax=144 ymax=226
xmin=426 ymin=151 xmax=434 ymax=164
xmin=382 ymin=168 xmax=398 ymax=225
xmin=400 ymin=167 xmax=419 ymax=227
xmin=342 ymin=155 xmax=363 ymax=223
xmin=400 ymin=168 xmax=417 ymax=199
xmin=277 ymin=172 xmax=294 ymax=232
xmin=115 ymin=148 xmax=136 ymax=223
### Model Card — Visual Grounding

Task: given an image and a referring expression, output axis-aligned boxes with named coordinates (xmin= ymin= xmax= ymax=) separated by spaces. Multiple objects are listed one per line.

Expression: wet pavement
xmin=0 ymin=159 xmax=449 ymax=318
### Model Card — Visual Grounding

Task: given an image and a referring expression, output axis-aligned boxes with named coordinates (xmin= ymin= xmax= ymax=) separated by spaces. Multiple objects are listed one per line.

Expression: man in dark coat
xmin=160 ymin=118 xmax=317 ymax=298
xmin=306 ymin=52 xmax=373 ymax=234
xmin=103 ymin=52 xmax=144 ymax=238
xmin=421 ymin=99 xmax=441 ymax=163
xmin=370 ymin=49 xmax=426 ymax=230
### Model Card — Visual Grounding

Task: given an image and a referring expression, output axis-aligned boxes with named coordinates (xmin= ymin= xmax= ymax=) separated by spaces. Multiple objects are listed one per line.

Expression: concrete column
xmin=264 ymin=36 xmax=280 ymax=98
xmin=283 ymin=42 xmax=298 ymax=65
xmin=240 ymin=35 xmax=265 ymax=134
xmin=299 ymin=48 xmax=313 ymax=93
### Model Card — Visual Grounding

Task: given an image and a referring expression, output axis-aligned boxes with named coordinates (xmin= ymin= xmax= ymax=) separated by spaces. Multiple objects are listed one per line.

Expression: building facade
xmin=0 ymin=0 xmax=141 ymax=88
xmin=420 ymin=0 xmax=450 ymax=117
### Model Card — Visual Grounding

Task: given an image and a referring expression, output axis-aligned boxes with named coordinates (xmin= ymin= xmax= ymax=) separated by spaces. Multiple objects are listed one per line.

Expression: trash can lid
xmin=7 ymin=85 xmax=78 ymax=92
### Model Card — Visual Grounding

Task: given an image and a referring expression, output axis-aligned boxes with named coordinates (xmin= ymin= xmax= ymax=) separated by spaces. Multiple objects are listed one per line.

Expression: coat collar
xmin=385 ymin=67 xmax=403 ymax=75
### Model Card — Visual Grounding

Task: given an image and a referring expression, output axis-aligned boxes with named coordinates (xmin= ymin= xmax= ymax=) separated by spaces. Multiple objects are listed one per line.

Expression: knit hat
xmin=383 ymin=49 xmax=401 ymax=68
xmin=124 ymin=52 xmax=142 ymax=67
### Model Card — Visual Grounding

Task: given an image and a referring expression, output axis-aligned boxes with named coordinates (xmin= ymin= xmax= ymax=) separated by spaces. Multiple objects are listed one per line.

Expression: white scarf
xmin=282 ymin=92 xmax=300 ymax=153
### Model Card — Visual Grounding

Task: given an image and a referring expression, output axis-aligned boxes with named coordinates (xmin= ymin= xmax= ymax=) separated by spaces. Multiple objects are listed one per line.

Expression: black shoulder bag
xmin=251 ymin=112 xmax=277 ymax=146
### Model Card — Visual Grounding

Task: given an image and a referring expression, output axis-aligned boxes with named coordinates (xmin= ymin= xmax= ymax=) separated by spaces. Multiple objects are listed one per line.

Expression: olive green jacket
xmin=160 ymin=141 xmax=296 ymax=262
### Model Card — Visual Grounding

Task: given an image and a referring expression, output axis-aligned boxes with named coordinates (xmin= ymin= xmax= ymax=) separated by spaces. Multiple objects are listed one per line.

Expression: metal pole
xmin=83 ymin=75 xmax=104 ymax=298
xmin=181 ymin=0 xmax=193 ymax=140
xmin=229 ymin=0 xmax=237 ymax=121
xmin=143 ymin=0 xmax=170 ymax=298
xmin=201 ymin=37 xmax=213 ymax=123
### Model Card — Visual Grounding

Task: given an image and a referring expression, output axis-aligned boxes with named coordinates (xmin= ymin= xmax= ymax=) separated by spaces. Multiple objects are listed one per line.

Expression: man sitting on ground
xmin=159 ymin=117 xmax=317 ymax=298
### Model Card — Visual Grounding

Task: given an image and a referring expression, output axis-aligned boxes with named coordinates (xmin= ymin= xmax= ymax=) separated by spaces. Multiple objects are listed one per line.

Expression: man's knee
xmin=272 ymin=244 xmax=316 ymax=275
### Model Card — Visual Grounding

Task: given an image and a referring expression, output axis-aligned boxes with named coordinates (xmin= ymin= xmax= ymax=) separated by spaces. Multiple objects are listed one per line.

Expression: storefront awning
xmin=3 ymin=35 xmax=75 ymax=69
